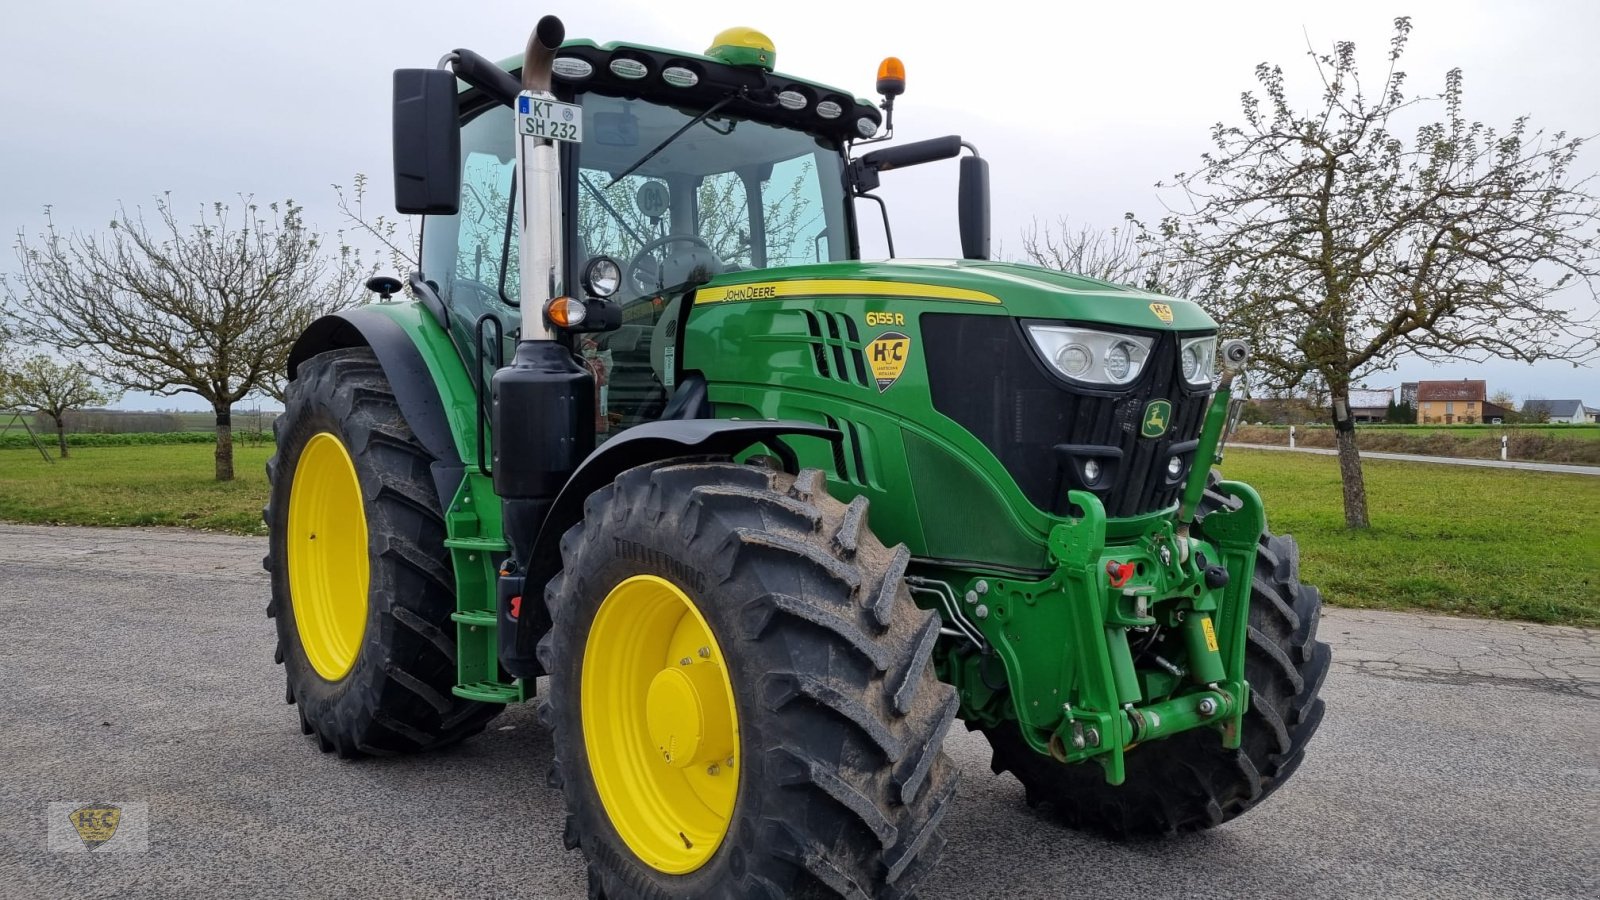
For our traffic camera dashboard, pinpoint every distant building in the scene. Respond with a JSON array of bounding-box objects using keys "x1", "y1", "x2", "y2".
[
  {"x1": 1481, "y1": 401, "x2": 1516, "y2": 425},
  {"x1": 1347, "y1": 387, "x2": 1394, "y2": 423},
  {"x1": 1416, "y1": 380, "x2": 1486, "y2": 424},
  {"x1": 1522, "y1": 399, "x2": 1595, "y2": 424}
]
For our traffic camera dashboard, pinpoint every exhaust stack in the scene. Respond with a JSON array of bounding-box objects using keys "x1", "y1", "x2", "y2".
[{"x1": 517, "y1": 15, "x2": 567, "y2": 336}]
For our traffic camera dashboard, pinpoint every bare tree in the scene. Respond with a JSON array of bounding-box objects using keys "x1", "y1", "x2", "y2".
[
  {"x1": 1154, "y1": 17, "x2": 1600, "y2": 527},
  {"x1": 4, "y1": 196, "x2": 366, "y2": 480},
  {"x1": 1022, "y1": 216, "x2": 1209, "y2": 298},
  {"x1": 335, "y1": 173, "x2": 419, "y2": 277},
  {"x1": 0, "y1": 353, "x2": 117, "y2": 458}
]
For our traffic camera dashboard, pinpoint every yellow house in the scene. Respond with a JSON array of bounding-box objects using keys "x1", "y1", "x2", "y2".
[{"x1": 1417, "y1": 379, "x2": 1486, "y2": 424}]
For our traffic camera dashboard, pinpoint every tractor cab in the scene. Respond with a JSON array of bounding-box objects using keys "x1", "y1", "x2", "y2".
[{"x1": 413, "y1": 30, "x2": 877, "y2": 434}]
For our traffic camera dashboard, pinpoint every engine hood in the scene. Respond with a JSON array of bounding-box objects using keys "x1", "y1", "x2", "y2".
[{"x1": 695, "y1": 258, "x2": 1217, "y2": 332}]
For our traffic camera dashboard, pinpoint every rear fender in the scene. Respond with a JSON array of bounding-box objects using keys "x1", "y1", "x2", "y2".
[{"x1": 288, "y1": 303, "x2": 477, "y2": 508}]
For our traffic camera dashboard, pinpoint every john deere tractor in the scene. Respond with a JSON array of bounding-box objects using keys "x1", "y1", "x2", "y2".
[{"x1": 264, "y1": 14, "x2": 1329, "y2": 898}]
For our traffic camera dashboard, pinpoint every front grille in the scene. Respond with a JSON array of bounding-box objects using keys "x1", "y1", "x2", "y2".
[{"x1": 922, "y1": 313, "x2": 1210, "y2": 518}]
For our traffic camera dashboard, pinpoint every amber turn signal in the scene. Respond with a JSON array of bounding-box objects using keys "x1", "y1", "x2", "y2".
[{"x1": 545, "y1": 296, "x2": 587, "y2": 328}]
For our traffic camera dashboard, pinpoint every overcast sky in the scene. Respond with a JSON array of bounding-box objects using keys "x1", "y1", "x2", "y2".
[{"x1": 2, "y1": 0, "x2": 1596, "y2": 409}]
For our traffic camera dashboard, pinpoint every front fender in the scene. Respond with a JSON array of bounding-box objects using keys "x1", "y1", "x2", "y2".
[{"x1": 504, "y1": 418, "x2": 840, "y2": 677}]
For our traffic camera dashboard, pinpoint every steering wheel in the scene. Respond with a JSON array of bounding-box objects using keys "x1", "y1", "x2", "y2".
[{"x1": 628, "y1": 234, "x2": 716, "y2": 295}]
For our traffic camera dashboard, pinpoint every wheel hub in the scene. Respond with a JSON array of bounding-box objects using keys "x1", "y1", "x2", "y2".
[
  {"x1": 581, "y1": 574, "x2": 740, "y2": 874},
  {"x1": 646, "y1": 659, "x2": 734, "y2": 769},
  {"x1": 287, "y1": 431, "x2": 369, "y2": 681}
]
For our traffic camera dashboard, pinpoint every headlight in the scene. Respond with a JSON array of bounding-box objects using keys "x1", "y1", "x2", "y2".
[
  {"x1": 1026, "y1": 325, "x2": 1153, "y2": 386},
  {"x1": 1179, "y1": 336, "x2": 1217, "y2": 385},
  {"x1": 582, "y1": 255, "x2": 622, "y2": 298}
]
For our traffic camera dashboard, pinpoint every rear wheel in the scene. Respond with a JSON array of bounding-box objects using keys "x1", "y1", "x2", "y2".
[
  {"x1": 265, "y1": 347, "x2": 500, "y2": 756},
  {"x1": 542, "y1": 461, "x2": 959, "y2": 898},
  {"x1": 982, "y1": 531, "x2": 1330, "y2": 837}
]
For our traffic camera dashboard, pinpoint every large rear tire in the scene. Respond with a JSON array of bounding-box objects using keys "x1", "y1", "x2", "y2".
[
  {"x1": 541, "y1": 461, "x2": 959, "y2": 898},
  {"x1": 265, "y1": 347, "x2": 501, "y2": 757},
  {"x1": 982, "y1": 531, "x2": 1330, "y2": 837}
]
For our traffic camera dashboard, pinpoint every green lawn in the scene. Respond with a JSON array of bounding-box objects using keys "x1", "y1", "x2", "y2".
[
  {"x1": 1220, "y1": 449, "x2": 1599, "y2": 627},
  {"x1": 1, "y1": 444, "x2": 1596, "y2": 626},
  {"x1": 0, "y1": 444, "x2": 272, "y2": 534}
]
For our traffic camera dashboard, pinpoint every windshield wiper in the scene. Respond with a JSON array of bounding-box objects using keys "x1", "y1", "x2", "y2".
[{"x1": 607, "y1": 91, "x2": 740, "y2": 187}]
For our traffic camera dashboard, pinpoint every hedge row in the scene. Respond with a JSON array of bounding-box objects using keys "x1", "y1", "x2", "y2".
[
  {"x1": 1232, "y1": 425, "x2": 1600, "y2": 464},
  {"x1": 0, "y1": 431, "x2": 272, "y2": 449}
]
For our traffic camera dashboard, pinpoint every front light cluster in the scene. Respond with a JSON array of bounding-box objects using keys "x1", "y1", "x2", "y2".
[
  {"x1": 1178, "y1": 336, "x2": 1217, "y2": 386},
  {"x1": 1027, "y1": 326, "x2": 1153, "y2": 386},
  {"x1": 1027, "y1": 326, "x2": 1218, "y2": 387}
]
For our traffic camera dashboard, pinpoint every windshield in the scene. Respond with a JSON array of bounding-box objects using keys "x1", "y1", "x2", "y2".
[
  {"x1": 574, "y1": 92, "x2": 851, "y2": 311},
  {"x1": 422, "y1": 94, "x2": 851, "y2": 343}
]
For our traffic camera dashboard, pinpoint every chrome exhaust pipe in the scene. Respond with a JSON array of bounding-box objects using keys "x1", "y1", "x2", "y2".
[{"x1": 517, "y1": 15, "x2": 566, "y2": 338}]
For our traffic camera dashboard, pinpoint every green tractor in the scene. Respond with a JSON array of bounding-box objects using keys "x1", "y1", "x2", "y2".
[{"x1": 264, "y1": 14, "x2": 1329, "y2": 898}]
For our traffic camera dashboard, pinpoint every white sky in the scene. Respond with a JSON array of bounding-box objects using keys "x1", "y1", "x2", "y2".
[{"x1": 2, "y1": 0, "x2": 1596, "y2": 409}]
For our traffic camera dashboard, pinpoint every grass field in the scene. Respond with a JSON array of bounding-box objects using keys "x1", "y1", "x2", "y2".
[
  {"x1": 0, "y1": 444, "x2": 272, "y2": 534},
  {"x1": 0, "y1": 444, "x2": 1595, "y2": 626},
  {"x1": 1219, "y1": 449, "x2": 1598, "y2": 626}
]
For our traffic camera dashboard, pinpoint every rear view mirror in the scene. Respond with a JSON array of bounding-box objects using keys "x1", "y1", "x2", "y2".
[
  {"x1": 393, "y1": 69, "x2": 460, "y2": 214},
  {"x1": 958, "y1": 155, "x2": 990, "y2": 260}
]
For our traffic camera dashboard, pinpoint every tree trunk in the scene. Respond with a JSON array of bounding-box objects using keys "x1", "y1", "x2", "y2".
[
  {"x1": 1330, "y1": 393, "x2": 1370, "y2": 528},
  {"x1": 53, "y1": 416, "x2": 69, "y2": 459},
  {"x1": 214, "y1": 405, "x2": 234, "y2": 482}
]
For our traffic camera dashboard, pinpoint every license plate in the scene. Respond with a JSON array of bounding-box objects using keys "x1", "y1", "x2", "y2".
[{"x1": 518, "y1": 95, "x2": 583, "y2": 143}]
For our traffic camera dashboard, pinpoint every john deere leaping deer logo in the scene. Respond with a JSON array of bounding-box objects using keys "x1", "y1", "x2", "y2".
[
  {"x1": 1141, "y1": 400, "x2": 1172, "y2": 438},
  {"x1": 68, "y1": 804, "x2": 122, "y2": 849}
]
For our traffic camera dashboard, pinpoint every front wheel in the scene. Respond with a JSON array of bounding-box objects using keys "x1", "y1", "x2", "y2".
[
  {"x1": 982, "y1": 531, "x2": 1331, "y2": 837},
  {"x1": 541, "y1": 461, "x2": 959, "y2": 898}
]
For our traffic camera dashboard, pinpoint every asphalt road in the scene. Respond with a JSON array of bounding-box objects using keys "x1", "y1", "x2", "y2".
[
  {"x1": 1, "y1": 523, "x2": 1596, "y2": 899},
  {"x1": 1231, "y1": 442, "x2": 1600, "y2": 476}
]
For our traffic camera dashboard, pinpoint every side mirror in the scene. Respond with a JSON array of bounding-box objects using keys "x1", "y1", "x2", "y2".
[
  {"x1": 958, "y1": 155, "x2": 990, "y2": 260},
  {"x1": 393, "y1": 68, "x2": 460, "y2": 215}
]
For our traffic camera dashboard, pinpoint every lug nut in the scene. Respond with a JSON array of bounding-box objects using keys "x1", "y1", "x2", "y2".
[
  {"x1": 1198, "y1": 697, "x2": 1218, "y2": 717},
  {"x1": 679, "y1": 657, "x2": 692, "y2": 666},
  {"x1": 974, "y1": 580, "x2": 989, "y2": 595},
  {"x1": 707, "y1": 764, "x2": 720, "y2": 776},
  {"x1": 974, "y1": 604, "x2": 989, "y2": 619},
  {"x1": 964, "y1": 590, "x2": 979, "y2": 605},
  {"x1": 697, "y1": 646, "x2": 710, "y2": 658}
]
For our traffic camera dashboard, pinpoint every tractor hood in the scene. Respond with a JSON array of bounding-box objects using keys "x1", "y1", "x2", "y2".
[{"x1": 694, "y1": 259, "x2": 1217, "y2": 332}]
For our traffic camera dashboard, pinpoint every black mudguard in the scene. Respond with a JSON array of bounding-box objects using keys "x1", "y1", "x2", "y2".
[{"x1": 501, "y1": 419, "x2": 840, "y2": 678}]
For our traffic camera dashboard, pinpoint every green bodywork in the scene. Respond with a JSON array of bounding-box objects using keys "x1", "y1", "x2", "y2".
[
  {"x1": 361, "y1": 37, "x2": 1267, "y2": 783},
  {"x1": 358, "y1": 251, "x2": 1262, "y2": 782}
]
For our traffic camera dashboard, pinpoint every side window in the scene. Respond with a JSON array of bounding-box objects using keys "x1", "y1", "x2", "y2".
[
  {"x1": 761, "y1": 155, "x2": 828, "y2": 268},
  {"x1": 459, "y1": 152, "x2": 518, "y2": 300},
  {"x1": 418, "y1": 106, "x2": 519, "y2": 360}
]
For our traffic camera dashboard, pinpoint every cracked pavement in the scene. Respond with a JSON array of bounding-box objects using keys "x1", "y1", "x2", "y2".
[{"x1": 1, "y1": 523, "x2": 1596, "y2": 898}]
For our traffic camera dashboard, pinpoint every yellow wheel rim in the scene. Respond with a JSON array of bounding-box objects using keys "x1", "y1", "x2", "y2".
[
  {"x1": 287, "y1": 431, "x2": 370, "y2": 681},
  {"x1": 582, "y1": 575, "x2": 740, "y2": 874}
]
